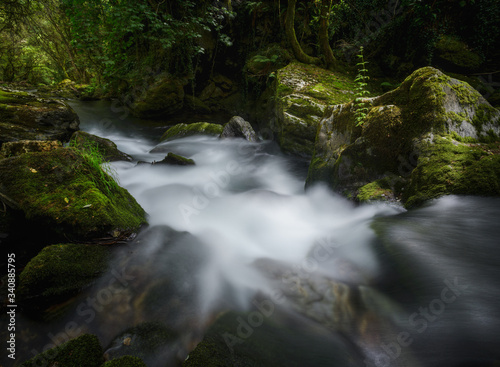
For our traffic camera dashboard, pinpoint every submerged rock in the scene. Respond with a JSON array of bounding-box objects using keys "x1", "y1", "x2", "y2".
[
  {"x1": 270, "y1": 62, "x2": 357, "y2": 157},
  {"x1": 21, "y1": 334, "x2": 103, "y2": 367},
  {"x1": 17, "y1": 243, "x2": 110, "y2": 311},
  {"x1": 0, "y1": 88, "x2": 79, "y2": 145},
  {"x1": 220, "y1": 116, "x2": 258, "y2": 142},
  {"x1": 70, "y1": 131, "x2": 132, "y2": 162},
  {"x1": 160, "y1": 122, "x2": 224, "y2": 141},
  {"x1": 307, "y1": 66, "x2": 500, "y2": 207},
  {"x1": 0, "y1": 147, "x2": 147, "y2": 240}
]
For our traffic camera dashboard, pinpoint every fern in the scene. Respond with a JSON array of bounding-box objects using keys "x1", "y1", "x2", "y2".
[{"x1": 354, "y1": 46, "x2": 370, "y2": 126}]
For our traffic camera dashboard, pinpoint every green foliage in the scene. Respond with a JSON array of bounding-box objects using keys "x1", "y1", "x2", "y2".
[{"x1": 354, "y1": 47, "x2": 370, "y2": 126}]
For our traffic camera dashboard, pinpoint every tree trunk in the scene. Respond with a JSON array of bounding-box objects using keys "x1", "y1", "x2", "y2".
[
  {"x1": 319, "y1": 0, "x2": 336, "y2": 70},
  {"x1": 285, "y1": 0, "x2": 320, "y2": 65}
]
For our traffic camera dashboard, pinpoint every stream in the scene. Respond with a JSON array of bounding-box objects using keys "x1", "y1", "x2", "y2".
[{"x1": 7, "y1": 100, "x2": 500, "y2": 366}]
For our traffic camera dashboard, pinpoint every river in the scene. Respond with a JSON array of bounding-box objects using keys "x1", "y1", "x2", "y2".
[{"x1": 8, "y1": 100, "x2": 500, "y2": 366}]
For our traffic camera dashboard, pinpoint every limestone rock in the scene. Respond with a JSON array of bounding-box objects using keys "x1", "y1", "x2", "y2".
[{"x1": 220, "y1": 116, "x2": 258, "y2": 142}]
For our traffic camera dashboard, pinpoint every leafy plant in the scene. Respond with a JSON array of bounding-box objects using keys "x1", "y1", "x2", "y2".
[{"x1": 354, "y1": 46, "x2": 370, "y2": 126}]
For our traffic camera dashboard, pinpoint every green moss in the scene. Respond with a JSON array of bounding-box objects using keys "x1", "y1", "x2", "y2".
[
  {"x1": 156, "y1": 152, "x2": 195, "y2": 165},
  {"x1": 472, "y1": 104, "x2": 498, "y2": 132},
  {"x1": 18, "y1": 244, "x2": 110, "y2": 306},
  {"x1": 103, "y1": 356, "x2": 147, "y2": 367},
  {"x1": 435, "y1": 35, "x2": 483, "y2": 71},
  {"x1": 357, "y1": 177, "x2": 395, "y2": 202},
  {"x1": 404, "y1": 135, "x2": 500, "y2": 208},
  {"x1": 70, "y1": 131, "x2": 131, "y2": 162},
  {"x1": 22, "y1": 334, "x2": 103, "y2": 367},
  {"x1": 0, "y1": 148, "x2": 146, "y2": 239},
  {"x1": 160, "y1": 122, "x2": 223, "y2": 141}
]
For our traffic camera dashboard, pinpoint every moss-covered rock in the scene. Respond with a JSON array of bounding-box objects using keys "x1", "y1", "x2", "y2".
[
  {"x1": 0, "y1": 88, "x2": 79, "y2": 145},
  {"x1": 434, "y1": 35, "x2": 483, "y2": 72},
  {"x1": 272, "y1": 62, "x2": 358, "y2": 157},
  {"x1": 155, "y1": 152, "x2": 195, "y2": 166},
  {"x1": 357, "y1": 176, "x2": 400, "y2": 203},
  {"x1": 0, "y1": 139, "x2": 62, "y2": 158},
  {"x1": 307, "y1": 67, "x2": 500, "y2": 207},
  {"x1": 0, "y1": 147, "x2": 147, "y2": 240},
  {"x1": 17, "y1": 243, "x2": 110, "y2": 310},
  {"x1": 70, "y1": 131, "x2": 132, "y2": 162},
  {"x1": 102, "y1": 355, "x2": 147, "y2": 367},
  {"x1": 160, "y1": 122, "x2": 224, "y2": 142},
  {"x1": 104, "y1": 322, "x2": 177, "y2": 364},
  {"x1": 22, "y1": 334, "x2": 103, "y2": 367},
  {"x1": 130, "y1": 74, "x2": 187, "y2": 119}
]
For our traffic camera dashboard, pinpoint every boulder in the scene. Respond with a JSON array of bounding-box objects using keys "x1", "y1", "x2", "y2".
[
  {"x1": 0, "y1": 147, "x2": 147, "y2": 240},
  {"x1": 306, "y1": 67, "x2": 500, "y2": 207},
  {"x1": 130, "y1": 74, "x2": 187, "y2": 119},
  {"x1": 0, "y1": 88, "x2": 79, "y2": 145},
  {"x1": 270, "y1": 62, "x2": 357, "y2": 157},
  {"x1": 160, "y1": 122, "x2": 224, "y2": 142},
  {"x1": 220, "y1": 116, "x2": 258, "y2": 142},
  {"x1": 155, "y1": 152, "x2": 195, "y2": 166},
  {"x1": 0, "y1": 140, "x2": 62, "y2": 159},
  {"x1": 70, "y1": 131, "x2": 132, "y2": 162},
  {"x1": 17, "y1": 243, "x2": 110, "y2": 311},
  {"x1": 434, "y1": 35, "x2": 483, "y2": 73},
  {"x1": 21, "y1": 334, "x2": 103, "y2": 367},
  {"x1": 102, "y1": 356, "x2": 147, "y2": 367}
]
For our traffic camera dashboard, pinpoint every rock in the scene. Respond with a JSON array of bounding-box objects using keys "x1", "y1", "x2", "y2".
[
  {"x1": 21, "y1": 334, "x2": 103, "y2": 367},
  {"x1": 17, "y1": 244, "x2": 110, "y2": 311},
  {"x1": 0, "y1": 147, "x2": 147, "y2": 240},
  {"x1": 70, "y1": 131, "x2": 132, "y2": 162},
  {"x1": 104, "y1": 322, "x2": 178, "y2": 365},
  {"x1": 155, "y1": 152, "x2": 195, "y2": 166},
  {"x1": 271, "y1": 62, "x2": 357, "y2": 157},
  {"x1": 183, "y1": 310, "x2": 365, "y2": 367},
  {"x1": 220, "y1": 116, "x2": 258, "y2": 142},
  {"x1": 0, "y1": 140, "x2": 62, "y2": 159},
  {"x1": 306, "y1": 67, "x2": 500, "y2": 207},
  {"x1": 160, "y1": 122, "x2": 224, "y2": 142},
  {"x1": 130, "y1": 74, "x2": 187, "y2": 119},
  {"x1": 0, "y1": 88, "x2": 79, "y2": 145},
  {"x1": 434, "y1": 35, "x2": 483, "y2": 73},
  {"x1": 102, "y1": 356, "x2": 147, "y2": 367}
]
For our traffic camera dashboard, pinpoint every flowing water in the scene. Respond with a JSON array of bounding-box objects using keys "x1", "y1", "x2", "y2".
[{"x1": 5, "y1": 100, "x2": 500, "y2": 367}]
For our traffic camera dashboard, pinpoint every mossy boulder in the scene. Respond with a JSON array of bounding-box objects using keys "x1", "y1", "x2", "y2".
[
  {"x1": 0, "y1": 147, "x2": 147, "y2": 240},
  {"x1": 130, "y1": 74, "x2": 187, "y2": 119},
  {"x1": 70, "y1": 131, "x2": 132, "y2": 162},
  {"x1": 17, "y1": 243, "x2": 110, "y2": 310},
  {"x1": 104, "y1": 322, "x2": 178, "y2": 365},
  {"x1": 22, "y1": 334, "x2": 104, "y2": 367},
  {"x1": 102, "y1": 356, "x2": 147, "y2": 367},
  {"x1": 155, "y1": 152, "x2": 195, "y2": 166},
  {"x1": 307, "y1": 67, "x2": 500, "y2": 207},
  {"x1": 434, "y1": 35, "x2": 483, "y2": 72},
  {"x1": 0, "y1": 88, "x2": 79, "y2": 145},
  {"x1": 160, "y1": 122, "x2": 224, "y2": 142},
  {"x1": 271, "y1": 62, "x2": 357, "y2": 157},
  {"x1": 0, "y1": 139, "x2": 62, "y2": 159}
]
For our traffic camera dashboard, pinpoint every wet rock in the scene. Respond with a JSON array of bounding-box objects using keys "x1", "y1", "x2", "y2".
[
  {"x1": 17, "y1": 243, "x2": 110, "y2": 312},
  {"x1": 21, "y1": 334, "x2": 103, "y2": 367},
  {"x1": 220, "y1": 116, "x2": 258, "y2": 142},
  {"x1": 70, "y1": 131, "x2": 132, "y2": 162},
  {"x1": 104, "y1": 322, "x2": 178, "y2": 366},
  {"x1": 160, "y1": 122, "x2": 224, "y2": 141},
  {"x1": 0, "y1": 147, "x2": 147, "y2": 240},
  {"x1": 306, "y1": 67, "x2": 500, "y2": 207},
  {"x1": 0, "y1": 88, "x2": 79, "y2": 145},
  {"x1": 154, "y1": 152, "x2": 195, "y2": 166}
]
